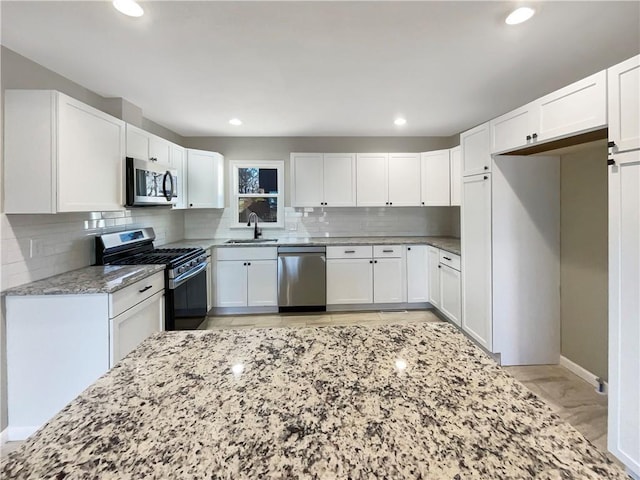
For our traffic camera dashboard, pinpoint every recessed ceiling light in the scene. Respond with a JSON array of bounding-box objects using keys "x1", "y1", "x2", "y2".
[
  {"x1": 113, "y1": 0, "x2": 144, "y2": 17},
  {"x1": 394, "y1": 118, "x2": 407, "y2": 126},
  {"x1": 229, "y1": 118, "x2": 243, "y2": 126},
  {"x1": 505, "y1": 7, "x2": 535, "y2": 25}
]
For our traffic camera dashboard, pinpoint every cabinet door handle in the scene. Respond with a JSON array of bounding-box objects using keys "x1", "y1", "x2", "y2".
[
  {"x1": 526, "y1": 135, "x2": 532, "y2": 141},
  {"x1": 139, "y1": 285, "x2": 153, "y2": 293},
  {"x1": 443, "y1": 256, "x2": 452, "y2": 261},
  {"x1": 389, "y1": 202, "x2": 393, "y2": 205},
  {"x1": 483, "y1": 166, "x2": 488, "y2": 170},
  {"x1": 345, "y1": 250, "x2": 355, "y2": 254},
  {"x1": 438, "y1": 265, "x2": 441, "y2": 269},
  {"x1": 484, "y1": 176, "x2": 488, "y2": 180},
  {"x1": 369, "y1": 260, "x2": 373, "y2": 264},
  {"x1": 382, "y1": 249, "x2": 393, "y2": 253},
  {"x1": 247, "y1": 262, "x2": 251, "y2": 266},
  {"x1": 532, "y1": 133, "x2": 538, "y2": 139},
  {"x1": 421, "y1": 202, "x2": 425, "y2": 205},
  {"x1": 243, "y1": 262, "x2": 247, "y2": 266},
  {"x1": 608, "y1": 141, "x2": 616, "y2": 148},
  {"x1": 608, "y1": 159, "x2": 616, "y2": 166},
  {"x1": 407, "y1": 247, "x2": 411, "y2": 251},
  {"x1": 374, "y1": 260, "x2": 378, "y2": 263}
]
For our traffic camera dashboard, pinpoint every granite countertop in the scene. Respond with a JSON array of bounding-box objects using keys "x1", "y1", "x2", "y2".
[
  {"x1": 2, "y1": 265, "x2": 165, "y2": 296},
  {"x1": 2, "y1": 323, "x2": 624, "y2": 479},
  {"x1": 166, "y1": 236, "x2": 461, "y2": 255}
]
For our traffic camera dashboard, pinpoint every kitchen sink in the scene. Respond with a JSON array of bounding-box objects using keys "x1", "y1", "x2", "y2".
[{"x1": 225, "y1": 239, "x2": 278, "y2": 244}]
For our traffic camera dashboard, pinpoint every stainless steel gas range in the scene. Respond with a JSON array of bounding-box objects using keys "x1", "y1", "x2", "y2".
[{"x1": 95, "y1": 228, "x2": 208, "y2": 330}]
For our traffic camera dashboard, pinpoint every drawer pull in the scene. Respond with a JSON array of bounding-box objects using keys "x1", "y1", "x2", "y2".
[
  {"x1": 138, "y1": 285, "x2": 153, "y2": 293},
  {"x1": 443, "y1": 256, "x2": 452, "y2": 261},
  {"x1": 345, "y1": 250, "x2": 356, "y2": 253},
  {"x1": 382, "y1": 249, "x2": 394, "y2": 253}
]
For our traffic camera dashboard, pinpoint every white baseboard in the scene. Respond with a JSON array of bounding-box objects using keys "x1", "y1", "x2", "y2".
[
  {"x1": 0, "y1": 428, "x2": 8, "y2": 446},
  {"x1": 559, "y1": 355, "x2": 608, "y2": 394}
]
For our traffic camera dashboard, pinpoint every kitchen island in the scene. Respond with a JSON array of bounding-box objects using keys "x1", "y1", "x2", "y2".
[{"x1": 1, "y1": 322, "x2": 624, "y2": 479}]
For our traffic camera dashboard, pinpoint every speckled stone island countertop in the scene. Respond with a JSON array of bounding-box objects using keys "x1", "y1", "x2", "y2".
[
  {"x1": 1, "y1": 265, "x2": 165, "y2": 296},
  {"x1": 1, "y1": 322, "x2": 625, "y2": 479},
  {"x1": 166, "y1": 236, "x2": 461, "y2": 255}
]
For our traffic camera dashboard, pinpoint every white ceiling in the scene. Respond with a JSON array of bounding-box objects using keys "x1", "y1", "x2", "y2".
[{"x1": 1, "y1": 1, "x2": 639, "y2": 137}]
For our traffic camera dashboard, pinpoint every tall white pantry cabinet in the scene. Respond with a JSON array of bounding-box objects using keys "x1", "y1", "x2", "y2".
[{"x1": 607, "y1": 54, "x2": 640, "y2": 478}]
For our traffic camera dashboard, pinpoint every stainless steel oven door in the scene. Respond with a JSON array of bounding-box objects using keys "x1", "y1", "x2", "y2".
[{"x1": 125, "y1": 157, "x2": 178, "y2": 207}]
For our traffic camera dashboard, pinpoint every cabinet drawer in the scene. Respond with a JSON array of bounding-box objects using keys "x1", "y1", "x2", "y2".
[
  {"x1": 216, "y1": 246, "x2": 277, "y2": 261},
  {"x1": 326, "y1": 245, "x2": 372, "y2": 259},
  {"x1": 439, "y1": 251, "x2": 461, "y2": 271},
  {"x1": 109, "y1": 271, "x2": 165, "y2": 318},
  {"x1": 373, "y1": 245, "x2": 403, "y2": 258}
]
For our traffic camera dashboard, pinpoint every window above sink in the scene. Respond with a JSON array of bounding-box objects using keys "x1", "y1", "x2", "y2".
[{"x1": 230, "y1": 160, "x2": 284, "y2": 229}]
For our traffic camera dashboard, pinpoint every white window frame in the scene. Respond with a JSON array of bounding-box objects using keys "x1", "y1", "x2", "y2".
[{"x1": 230, "y1": 160, "x2": 285, "y2": 229}]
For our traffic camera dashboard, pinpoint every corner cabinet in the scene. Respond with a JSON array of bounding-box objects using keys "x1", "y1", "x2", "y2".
[
  {"x1": 186, "y1": 149, "x2": 225, "y2": 208},
  {"x1": 4, "y1": 90, "x2": 125, "y2": 213},
  {"x1": 291, "y1": 153, "x2": 356, "y2": 207}
]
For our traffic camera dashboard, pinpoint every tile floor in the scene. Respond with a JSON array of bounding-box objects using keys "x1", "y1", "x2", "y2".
[{"x1": 1, "y1": 310, "x2": 617, "y2": 469}]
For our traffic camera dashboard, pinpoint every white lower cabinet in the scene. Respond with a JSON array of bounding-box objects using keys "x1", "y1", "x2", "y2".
[
  {"x1": 5, "y1": 271, "x2": 165, "y2": 440},
  {"x1": 406, "y1": 245, "x2": 429, "y2": 303},
  {"x1": 326, "y1": 258, "x2": 373, "y2": 304},
  {"x1": 326, "y1": 245, "x2": 405, "y2": 305},
  {"x1": 439, "y1": 263, "x2": 461, "y2": 327},
  {"x1": 215, "y1": 247, "x2": 278, "y2": 308},
  {"x1": 427, "y1": 246, "x2": 441, "y2": 308},
  {"x1": 205, "y1": 248, "x2": 213, "y2": 311}
]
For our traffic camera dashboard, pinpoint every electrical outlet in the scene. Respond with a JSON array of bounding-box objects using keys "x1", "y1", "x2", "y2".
[{"x1": 29, "y1": 239, "x2": 45, "y2": 258}]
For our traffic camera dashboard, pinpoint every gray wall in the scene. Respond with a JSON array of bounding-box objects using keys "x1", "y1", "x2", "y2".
[
  {"x1": 560, "y1": 142, "x2": 608, "y2": 381},
  {"x1": 1, "y1": 46, "x2": 184, "y2": 144}
]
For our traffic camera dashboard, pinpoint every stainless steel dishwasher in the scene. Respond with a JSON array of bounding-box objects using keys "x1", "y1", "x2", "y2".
[{"x1": 277, "y1": 246, "x2": 326, "y2": 312}]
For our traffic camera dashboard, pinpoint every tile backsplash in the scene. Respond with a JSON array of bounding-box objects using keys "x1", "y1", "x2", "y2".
[
  {"x1": 185, "y1": 206, "x2": 460, "y2": 241},
  {"x1": 0, "y1": 209, "x2": 185, "y2": 290}
]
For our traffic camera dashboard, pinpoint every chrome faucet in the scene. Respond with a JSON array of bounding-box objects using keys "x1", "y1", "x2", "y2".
[{"x1": 247, "y1": 212, "x2": 262, "y2": 239}]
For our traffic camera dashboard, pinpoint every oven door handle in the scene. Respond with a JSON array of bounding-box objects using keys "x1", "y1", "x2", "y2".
[{"x1": 169, "y1": 261, "x2": 207, "y2": 289}]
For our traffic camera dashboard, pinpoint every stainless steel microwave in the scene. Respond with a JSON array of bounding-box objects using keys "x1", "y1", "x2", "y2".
[{"x1": 125, "y1": 157, "x2": 178, "y2": 207}]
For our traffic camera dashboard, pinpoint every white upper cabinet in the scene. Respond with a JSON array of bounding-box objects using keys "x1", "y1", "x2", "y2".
[
  {"x1": 450, "y1": 146, "x2": 462, "y2": 206},
  {"x1": 490, "y1": 70, "x2": 607, "y2": 154},
  {"x1": 291, "y1": 153, "x2": 324, "y2": 207},
  {"x1": 356, "y1": 153, "x2": 389, "y2": 206},
  {"x1": 387, "y1": 153, "x2": 421, "y2": 206},
  {"x1": 608, "y1": 55, "x2": 640, "y2": 153},
  {"x1": 421, "y1": 149, "x2": 450, "y2": 206},
  {"x1": 126, "y1": 124, "x2": 171, "y2": 165},
  {"x1": 290, "y1": 153, "x2": 356, "y2": 207},
  {"x1": 536, "y1": 70, "x2": 607, "y2": 142},
  {"x1": 323, "y1": 153, "x2": 357, "y2": 206},
  {"x1": 186, "y1": 149, "x2": 224, "y2": 209},
  {"x1": 490, "y1": 102, "x2": 537, "y2": 154},
  {"x1": 461, "y1": 122, "x2": 491, "y2": 177},
  {"x1": 4, "y1": 90, "x2": 125, "y2": 213}
]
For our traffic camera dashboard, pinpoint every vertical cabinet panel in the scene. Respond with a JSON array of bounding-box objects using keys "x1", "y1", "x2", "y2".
[
  {"x1": 187, "y1": 149, "x2": 224, "y2": 208},
  {"x1": 461, "y1": 174, "x2": 493, "y2": 351},
  {"x1": 356, "y1": 153, "x2": 389, "y2": 206},
  {"x1": 608, "y1": 55, "x2": 640, "y2": 153},
  {"x1": 247, "y1": 260, "x2": 278, "y2": 307},
  {"x1": 169, "y1": 144, "x2": 187, "y2": 209},
  {"x1": 427, "y1": 246, "x2": 441, "y2": 308},
  {"x1": 388, "y1": 153, "x2": 421, "y2": 206},
  {"x1": 450, "y1": 146, "x2": 462, "y2": 206},
  {"x1": 608, "y1": 151, "x2": 640, "y2": 476},
  {"x1": 373, "y1": 258, "x2": 405, "y2": 303},
  {"x1": 291, "y1": 153, "x2": 324, "y2": 207},
  {"x1": 323, "y1": 153, "x2": 356, "y2": 206},
  {"x1": 326, "y1": 259, "x2": 373, "y2": 304},
  {"x1": 461, "y1": 122, "x2": 491, "y2": 176},
  {"x1": 440, "y1": 264, "x2": 461, "y2": 327},
  {"x1": 421, "y1": 149, "x2": 450, "y2": 206},
  {"x1": 406, "y1": 245, "x2": 429, "y2": 303}
]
